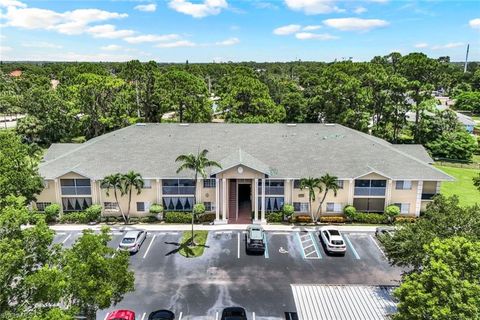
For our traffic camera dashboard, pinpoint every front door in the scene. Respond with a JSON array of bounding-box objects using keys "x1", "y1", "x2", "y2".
[{"x1": 236, "y1": 183, "x2": 252, "y2": 224}]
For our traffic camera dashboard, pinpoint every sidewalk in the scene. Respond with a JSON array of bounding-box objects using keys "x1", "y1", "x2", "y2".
[{"x1": 49, "y1": 223, "x2": 379, "y2": 233}]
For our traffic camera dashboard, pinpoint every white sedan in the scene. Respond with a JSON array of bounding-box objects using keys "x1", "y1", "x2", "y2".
[
  {"x1": 319, "y1": 226, "x2": 347, "y2": 255},
  {"x1": 119, "y1": 230, "x2": 147, "y2": 253}
]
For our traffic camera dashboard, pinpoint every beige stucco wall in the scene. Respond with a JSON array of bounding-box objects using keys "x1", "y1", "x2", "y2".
[
  {"x1": 291, "y1": 180, "x2": 351, "y2": 215},
  {"x1": 34, "y1": 180, "x2": 57, "y2": 206},
  {"x1": 390, "y1": 180, "x2": 418, "y2": 214},
  {"x1": 358, "y1": 172, "x2": 388, "y2": 180},
  {"x1": 198, "y1": 178, "x2": 217, "y2": 211}
]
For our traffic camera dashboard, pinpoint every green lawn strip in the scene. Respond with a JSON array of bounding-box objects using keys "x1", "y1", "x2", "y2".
[
  {"x1": 178, "y1": 230, "x2": 208, "y2": 258},
  {"x1": 435, "y1": 165, "x2": 480, "y2": 207}
]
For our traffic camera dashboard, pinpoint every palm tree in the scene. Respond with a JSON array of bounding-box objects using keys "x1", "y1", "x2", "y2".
[
  {"x1": 100, "y1": 173, "x2": 126, "y2": 222},
  {"x1": 299, "y1": 177, "x2": 321, "y2": 222},
  {"x1": 316, "y1": 174, "x2": 340, "y2": 217},
  {"x1": 121, "y1": 171, "x2": 144, "y2": 224},
  {"x1": 176, "y1": 149, "x2": 221, "y2": 245}
]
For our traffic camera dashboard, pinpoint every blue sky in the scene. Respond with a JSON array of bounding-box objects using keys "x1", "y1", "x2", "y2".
[{"x1": 0, "y1": 0, "x2": 479, "y2": 62}]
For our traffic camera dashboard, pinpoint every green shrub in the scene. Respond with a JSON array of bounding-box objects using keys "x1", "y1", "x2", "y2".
[
  {"x1": 266, "y1": 212, "x2": 283, "y2": 223},
  {"x1": 85, "y1": 204, "x2": 102, "y2": 222},
  {"x1": 140, "y1": 216, "x2": 157, "y2": 223},
  {"x1": 197, "y1": 212, "x2": 216, "y2": 223},
  {"x1": 294, "y1": 215, "x2": 313, "y2": 223},
  {"x1": 29, "y1": 213, "x2": 46, "y2": 224},
  {"x1": 343, "y1": 205, "x2": 356, "y2": 220},
  {"x1": 319, "y1": 216, "x2": 346, "y2": 223},
  {"x1": 352, "y1": 212, "x2": 387, "y2": 224},
  {"x1": 193, "y1": 203, "x2": 206, "y2": 215},
  {"x1": 164, "y1": 211, "x2": 193, "y2": 223},
  {"x1": 60, "y1": 212, "x2": 89, "y2": 224},
  {"x1": 282, "y1": 204, "x2": 294, "y2": 217},
  {"x1": 149, "y1": 204, "x2": 163, "y2": 214},
  {"x1": 385, "y1": 205, "x2": 400, "y2": 218},
  {"x1": 44, "y1": 203, "x2": 61, "y2": 223},
  {"x1": 129, "y1": 217, "x2": 139, "y2": 224},
  {"x1": 395, "y1": 216, "x2": 417, "y2": 224}
]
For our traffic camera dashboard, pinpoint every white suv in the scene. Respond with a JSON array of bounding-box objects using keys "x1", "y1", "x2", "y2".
[{"x1": 319, "y1": 226, "x2": 346, "y2": 255}]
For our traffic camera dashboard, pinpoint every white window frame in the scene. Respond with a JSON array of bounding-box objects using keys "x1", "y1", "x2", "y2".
[
  {"x1": 396, "y1": 180, "x2": 412, "y2": 190},
  {"x1": 394, "y1": 203, "x2": 410, "y2": 214},
  {"x1": 203, "y1": 179, "x2": 216, "y2": 188},
  {"x1": 293, "y1": 202, "x2": 309, "y2": 212},
  {"x1": 326, "y1": 202, "x2": 342, "y2": 213},
  {"x1": 142, "y1": 179, "x2": 152, "y2": 189},
  {"x1": 136, "y1": 201, "x2": 150, "y2": 212},
  {"x1": 336, "y1": 180, "x2": 344, "y2": 189},
  {"x1": 203, "y1": 202, "x2": 215, "y2": 212},
  {"x1": 36, "y1": 202, "x2": 51, "y2": 212}
]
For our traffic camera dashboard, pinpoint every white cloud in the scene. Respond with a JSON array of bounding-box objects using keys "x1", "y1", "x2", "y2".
[
  {"x1": 414, "y1": 43, "x2": 428, "y2": 48},
  {"x1": 284, "y1": 0, "x2": 343, "y2": 15},
  {"x1": 21, "y1": 41, "x2": 62, "y2": 48},
  {"x1": 168, "y1": 0, "x2": 228, "y2": 18},
  {"x1": 469, "y1": 18, "x2": 480, "y2": 30},
  {"x1": 87, "y1": 24, "x2": 135, "y2": 39},
  {"x1": 134, "y1": 3, "x2": 157, "y2": 12},
  {"x1": 0, "y1": 0, "x2": 26, "y2": 8},
  {"x1": 303, "y1": 25, "x2": 322, "y2": 31},
  {"x1": 100, "y1": 44, "x2": 122, "y2": 51},
  {"x1": 323, "y1": 17, "x2": 389, "y2": 31},
  {"x1": 155, "y1": 40, "x2": 196, "y2": 48},
  {"x1": 354, "y1": 6, "x2": 367, "y2": 14},
  {"x1": 273, "y1": 24, "x2": 302, "y2": 35},
  {"x1": 254, "y1": 2, "x2": 279, "y2": 10},
  {"x1": 431, "y1": 42, "x2": 464, "y2": 50},
  {"x1": 215, "y1": 37, "x2": 239, "y2": 46},
  {"x1": 124, "y1": 34, "x2": 180, "y2": 44},
  {"x1": 295, "y1": 32, "x2": 337, "y2": 40}
]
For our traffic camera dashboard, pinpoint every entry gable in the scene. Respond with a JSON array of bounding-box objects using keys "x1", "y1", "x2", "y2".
[{"x1": 211, "y1": 148, "x2": 272, "y2": 176}]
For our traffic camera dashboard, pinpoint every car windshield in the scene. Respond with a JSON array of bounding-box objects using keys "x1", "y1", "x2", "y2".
[
  {"x1": 328, "y1": 230, "x2": 341, "y2": 236},
  {"x1": 332, "y1": 240, "x2": 344, "y2": 245},
  {"x1": 122, "y1": 237, "x2": 136, "y2": 244},
  {"x1": 250, "y1": 229, "x2": 263, "y2": 240}
]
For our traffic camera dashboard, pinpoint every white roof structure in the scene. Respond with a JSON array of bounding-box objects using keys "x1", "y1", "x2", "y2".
[{"x1": 291, "y1": 284, "x2": 397, "y2": 320}]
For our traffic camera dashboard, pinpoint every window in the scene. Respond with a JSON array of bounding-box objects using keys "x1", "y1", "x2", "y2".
[
  {"x1": 104, "y1": 202, "x2": 118, "y2": 210},
  {"x1": 353, "y1": 198, "x2": 385, "y2": 213},
  {"x1": 336, "y1": 180, "x2": 344, "y2": 189},
  {"x1": 258, "y1": 197, "x2": 284, "y2": 212},
  {"x1": 293, "y1": 202, "x2": 309, "y2": 212},
  {"x1": 395, "y1": 180, "x2": 412, "y2": 190},
  {"x1": 326, "y1": 202, "x2": 342, "y2": 213},
  {"x1": 204, "y1": 202, "x2": 215, "y2": 211},
  {"x1": 258, "y1": 180, "x2": 284, "y2": 195},
  {"x1": 142, "y1": 179, "x2": 152, "y2": 189},
  {"x1": 394, "y1": 203, "x2": 410, "y2": 214},
  {"x1": 162, "y1": 179, "x2": 195, "y2": 195},
  {"x1": 354, "y1": 179, "x2": 386, "y2": 196},
  {"x1": 203, "y1": 179, "x2": 216, "y2": 188},
  {"x1": 293, "y1": 180, "x2": 301, "y2": 189},
  {"x1": 162, "y1": 197, "x2": 194, "y2": 211},
  {"x1": 136, "y1": 202, "x2": 149, "y2": 212},
  {"x1": 60, "y1": 179, "x2": 91, "y2": 195},
  {"x1": 36, "y1": 202, "x2": 51, "y2": 211},
  {"x1": 62, "y1": 197, "x2": 92, "y2": 212}
]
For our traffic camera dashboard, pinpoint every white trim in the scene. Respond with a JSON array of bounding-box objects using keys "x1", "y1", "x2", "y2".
[
  {"x1": 261, "y1": 178, "x2": 266, "y2": 221},
  {"x1": 156, "y1": 179, "x2": 161, "y2": 203},
  {"x1": 254, "y1": 178, "x2": 259, "y2": 221},
  {"x1": 211, "y1": 163, "x2": 269, "y2": 175},
  {"x1": 215, "y1": 178, "x2": 220, "y2": 221},
  {"x1": 222, "y1": 178, "x2": 227, "y2": 222},
  {"x1": 353, "y1": 169, "x2": 392, "y2": 180}
]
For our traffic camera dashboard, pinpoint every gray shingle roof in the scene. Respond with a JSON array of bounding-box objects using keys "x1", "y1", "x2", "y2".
[
  {"x1": 39, "y1": 123, "x2": 452, "y2": 181},
  {"x1": 392, "y1": 144, "x2": 434, "y2": 164},
  {"x1": 42, "y1": 143, "x2": 81, "y2": 162}
]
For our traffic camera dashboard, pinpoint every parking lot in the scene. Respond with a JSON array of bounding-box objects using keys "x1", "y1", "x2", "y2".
[{"x1": 53, "y1": 228, "x2": 402, "y2": 320}]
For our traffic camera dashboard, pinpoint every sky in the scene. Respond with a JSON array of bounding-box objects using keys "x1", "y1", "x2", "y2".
[{"x1": 0, "y1": 0, "x2": 479, "y2": 62}]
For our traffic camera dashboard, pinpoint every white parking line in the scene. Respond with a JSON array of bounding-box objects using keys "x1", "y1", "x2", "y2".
[
  {"x1": 215, "y1": 312, "x2": 219, "y2": 320},
  {"x1": 179, "y1": 311, "x2": 183, "y2": 320},
  {"x1": 271, "y1": 232, "x2": 290, "y2": 235},
  {"x1": 237, "y1": 232, "x2": 240, "y2": 259},
  {"x1": 143, "y1": 234, "x2": 156, "y2": 259},
  {"x1": 56, "y1": 232, "x2": 66, "y2": 236},
  {"x1": 253, "y1": 311, "x2": 256, "y2": 320},
  {"x1": 369, "y1": 235, "x2": 387, "y2": 260},
  {"x1": 61, "y1": 234, "x2": 72, "y2": 244},
  {"x1": 140, "y1": 312, "x2": 146, "y2": 320},
  {"x1": 343, "y1": 234, "x2": 360, "y2": 260}
]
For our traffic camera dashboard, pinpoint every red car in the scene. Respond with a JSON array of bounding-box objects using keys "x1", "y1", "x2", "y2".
[{"x1": 106, "y1": 310, "x2": 136, "y2": 320}]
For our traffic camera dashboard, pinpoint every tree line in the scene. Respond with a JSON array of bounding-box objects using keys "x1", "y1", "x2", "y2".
[{"x1": 0, "y1": 52, "x2": 479, "y2": 160}]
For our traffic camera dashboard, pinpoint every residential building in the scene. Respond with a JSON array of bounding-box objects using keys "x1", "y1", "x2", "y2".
[{"x1": 34, "y1": 123, "x2": 452, "y2": 224}]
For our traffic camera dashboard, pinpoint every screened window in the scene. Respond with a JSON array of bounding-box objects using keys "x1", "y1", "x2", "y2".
[
  {"x1": 326, "y1": 202, "x2": 342, "y2": 213},
  {"x1": 394, "y1": 203, "x2": 410, "y2": 214},
  {"x1": 204, "y1": 202, "x2": 215, "y2": 212},
  {"x1": 162, "y1": 197, "x2": 194, "y2": 211},
  {"x1": 336, "y1": 180, "x2": 344, "y2": 189},
  {"x1": 36, "y1": 202, "x2": 51, "y2": 212},
  {"x1": 104, "y1": 202, "x2": 118, "y2": 210},
  {"x1": 258, "y1": 180, "x2": 284, "y2": 195},
  {"x1": 293, "y1": 202, "x2": 309, "y2": 212},
  {"x1": 136, "y1": 202, "x2": 145, "y2": 212},
  {"x1": 353, "y1": 198, "x2": 385, "y2": 213},
  {"x1": 60, "y1": 179, "x2": 91, "y2": 195},
  {"x1": 62, "y1": 197, "x2": 92, "y2": 212},
  {"x1": 354, "y1": 179, "x2": 386, "y2": 196},
  {"x1": 203, "y1": 179, "x2": 216, "y2": 188},
  {"x1": 258, "y1": 197, "x2": 284, "y2": 212},
  {"x1": 162, "y1": 179, "x2": 195, "y2": 195},
  {"x1": 395, "y1": 180, "x2": 412, "y2": 190}
]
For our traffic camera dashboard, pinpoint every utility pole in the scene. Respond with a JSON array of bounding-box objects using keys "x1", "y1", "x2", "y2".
[{"x1": 464, "y1": 44, "x2": 470, "y2": 73}]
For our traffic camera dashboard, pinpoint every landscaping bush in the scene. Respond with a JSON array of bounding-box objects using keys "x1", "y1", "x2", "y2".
[
  {"x1": 164, "y1": 211, "x2": 193, "y2": 223},
  {"x1": 85, "y1": 204, "x2": 102, "y2": 222},
  {"x1": 395, "y1": 216, "x2": 417, "y2": 224},
  {"x1": 44, "y1": 203, "x2": 61, "y2": 223},
  {"x1": 197, "y1": 213, "x2": 216, "y2": 223},
  {"x1": 193, "y1": 203, "x2": 206, "y2": 215},
  {"x1": 60, "y1": 212, "x2": 89, "y2": 224},
  {"x1": 294, "y1": 215, "x2": 313, "y2": 223},
  {"x1": 129, "y1": 217, "x2": 139, "y2": 224},
  {"x1": 140, "y1": 215, "x2": 158, "y2": 223},
  {"x1": 352, "y1": 212, "x2": 388, "y2": 224},
  {"x1": 29, "y1": 213, "x2": 46, "y2": 225},
  {"x1": 385, "y1": 205, "x2": 401, "y2": 219},
  {"x1": 149, "y1": 204, "x2": 163, "y2": 214},
  {"x1": 319, "y1": 216, "x2": 346, "y2": 223},
  {"x1": 343, "y1": 205, "x2": 356, "y2": 220},
  {"x1": 282, "y1": 204, "x2": 294, "y2": 218},
  {"x1": 266, "y1": 212, "x2": 283, "y2": 223}
]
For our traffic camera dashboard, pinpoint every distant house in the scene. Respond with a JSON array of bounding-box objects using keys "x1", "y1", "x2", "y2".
[
  {"x1": 9, "y1": 69, "x2": 22, "y2": 77},
  {"x1": 406, "y1": 105, "x2": 476, "y2": 134}
]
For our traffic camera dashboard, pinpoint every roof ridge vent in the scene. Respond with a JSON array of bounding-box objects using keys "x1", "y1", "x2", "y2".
[
  {"x1": 325, "y1": 123, "x2": 335, "y2": 126},
  {"x1": 136, "y1": 123, "x2": 146, "y2": 126},
  {"x1": 286, "y1": 123, "x2": 297, "y2": 127},
  {"x1": 179, "y1": 123, "x2": 190, "y2": 126}
]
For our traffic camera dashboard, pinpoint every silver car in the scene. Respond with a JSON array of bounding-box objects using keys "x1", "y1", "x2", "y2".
[
  {"x1": 319, "y1": 226, "x2": 347, "y2": 255},
  {"x1": 119, "y1": 230, "x2": 147, "y2": 253}
]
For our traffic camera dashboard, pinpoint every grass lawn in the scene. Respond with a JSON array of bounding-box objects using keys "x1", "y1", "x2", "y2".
[
  {"x1": 178, "y1": 230, "x2": 208, "y2": 258},
  {"x1": 435, "y1": 165, "x2": 480, "y2": 207}
]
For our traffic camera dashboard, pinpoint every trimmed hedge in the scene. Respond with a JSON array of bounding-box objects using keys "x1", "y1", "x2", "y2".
[
  {"x1": 197, "y1": 213, "x2": 216, "y2": 223},
  {"x1": 294, "y1": 215, "x2": 313, "y2": 223},
  {"x1": 85, "y1": 204, "x2": 102, "y2": 222},
  {"x1": 343, "y1": 205, "x2": 356, "y2": 220},
  {"x1": 319, "y1": 216, "x2": 346, "y2": 223},
  {"x1": 193, "y1": 203, "x2": 206, "y2": 215},
  {"x1": 60, "y1": 212, "x2": 89, "y2": 224},
  {"x1": 282, "y1": 204, "x2": 294, "y2": 217},
  {"x1": 149, "y1": 204, "x2": 163, "y2": 214},
  {"x1": 44, "y1": 203, "x2": 61, "y2": 223},
  {"x1": 164, "y1": 211, "x2": 193, "y2": 223},
  {"x1": 266, "y1": 212, "x2": 283, "y2": 223},
  {"x1": 351, "y1": 212, "x2": 388, "y2": 224},
  {"x1": 395, "y1": 216, "x2": 417, "y2": 224}
]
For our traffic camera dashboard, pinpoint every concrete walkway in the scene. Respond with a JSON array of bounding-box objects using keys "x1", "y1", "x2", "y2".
[{"x1": 49, "y1": 223, "x2": 379, "y2": 233}]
